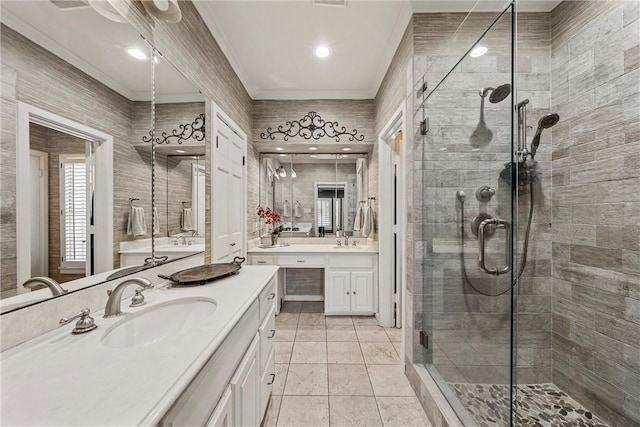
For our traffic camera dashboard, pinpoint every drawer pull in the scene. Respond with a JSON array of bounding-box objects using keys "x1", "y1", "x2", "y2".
[
  {"x1": 296, "y1": 260, "x2": 305, "y2": 263},
  {"x1": 346, "y1": 291, "x2": 350, "y2": 295},
  {"x1": 267, "y1": 373, "x2": 275, "y2": 385},
  {"x1": 257, "y1": 260, "x2": 267, "y2": 264},
  {"x1": 268, "y1": 330, "x2": 276, "y2": 338},
  {"x1": 353, "y1": 291, "x2": 356, "y2": 295},
  {"x1": 267, "y1": 292, "x2": 276, "y2": 300}
]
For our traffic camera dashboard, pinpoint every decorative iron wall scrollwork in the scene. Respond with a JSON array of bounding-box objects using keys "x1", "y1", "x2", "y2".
[
  {"x1": 143, "y1": 113, "x2": 205, "y2": 145},
  {"x1": 260, "y1": 111, "x2": 364, "y2": 142}
]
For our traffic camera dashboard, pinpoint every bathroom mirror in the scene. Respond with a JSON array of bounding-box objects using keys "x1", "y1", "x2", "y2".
[
  {"x1": 259, "y1": 153, "x2": 369, "y2": 239},
  {"x1": 0, "y1": 1, "x2": 204, "y2": 313},
  {"x1": 0, "y1": 1, "x2": 156, "y2": 313},
  {"x1": 133, "y1": 55, "x2": 206, "y2": 267}
]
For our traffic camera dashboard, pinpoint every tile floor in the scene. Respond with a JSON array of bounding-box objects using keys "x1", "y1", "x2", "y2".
[{"x1": 262, "y1": 301, "x2": 432, "y2": 427}]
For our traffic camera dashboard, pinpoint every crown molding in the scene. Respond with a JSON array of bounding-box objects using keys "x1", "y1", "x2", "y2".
[
  {"x1": 191, "y1": 0, "x2": 255, "y2": 97},
  {"x1": 370, "y1": 1, "x2": 413, "y2": 101},
  {"x1": 251, "y1": 88, "x2": 376, "y2": 100}
]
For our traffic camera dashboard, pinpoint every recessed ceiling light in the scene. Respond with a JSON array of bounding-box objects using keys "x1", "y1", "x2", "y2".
[
  {"x1": 279, "y1": 154, "x2": 287, "y2": 157},
  {"x1": 175, "y1": 149, "x2": 185, "y2": 153},
  {"x1": 127, "y1": 47, "x2": 147, "y2": 60},
  {"x1": 341, "y1": 154, "x2": 349, "y2": 158},
  {"x1": 309, "y1": 147, "x2": 318, "y2": 151},
  {"x1": 470, "y1": 46, "x2": 488, "y2": 58},
  {"x1": 276, "y1": 147, "x2": 283, "y2": 151},
  {"x1": 342, "y1": 147, "x2": 351, "y2": 151},
  {"x1": 310, "y1": 155, "x2": 318, "y2": 158},
  {"x1": 315, "y1": 45, "x2": 330, "y2": 58}
]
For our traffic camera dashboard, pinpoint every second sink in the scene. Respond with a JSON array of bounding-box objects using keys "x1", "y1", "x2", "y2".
[{"x1": 101, "y1": 297, "x2": 217, "y2": 349}]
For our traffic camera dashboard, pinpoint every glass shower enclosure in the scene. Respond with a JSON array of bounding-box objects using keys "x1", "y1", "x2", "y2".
[{"x1": 414, "y1": 2, "x2": 561, "y2": 425}]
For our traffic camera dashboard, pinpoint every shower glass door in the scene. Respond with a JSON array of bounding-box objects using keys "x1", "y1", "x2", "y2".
[{"x1": 415, "y1": 3, "x2": 517, "y2": 425}]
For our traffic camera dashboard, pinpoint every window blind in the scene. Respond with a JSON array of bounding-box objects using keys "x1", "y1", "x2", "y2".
[{"x1": 61, "y1": 156, "x2": 86, "y2": 263}]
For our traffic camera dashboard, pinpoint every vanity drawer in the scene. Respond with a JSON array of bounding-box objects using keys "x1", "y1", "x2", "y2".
[
  {"x1": 277, "y1": 255, "x2": 324, "y2": 267},
  {"x1": 251, "y1": 255, "x2": 274, "y2": 265},
  {"x1": 328, "y1": 255, "x2": 374, "y2": 269},
  {"x1": 259, "y1": 305, "x2": 276, "y2": 374},
  {"x1": 259, "y1": 277, "x2": 277, "y2": 321}
]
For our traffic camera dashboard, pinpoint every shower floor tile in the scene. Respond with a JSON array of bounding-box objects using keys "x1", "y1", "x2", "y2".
[{"x1": 449, "y1": 382, "x2": 609, "y2": 427}]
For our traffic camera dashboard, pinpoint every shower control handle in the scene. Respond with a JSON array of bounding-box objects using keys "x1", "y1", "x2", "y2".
[
  {"x1": 478, "y1": 218, "x2": 511, "y2": 276},
  {"x1": 475, "y1": 186, "x2": 495, "y2": 202}
]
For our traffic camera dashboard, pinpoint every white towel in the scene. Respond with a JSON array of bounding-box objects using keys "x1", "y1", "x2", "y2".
[
  {"x1": 181, "y1": 207, "x2": 195, "y2": 232},
  {"x1": 354, "y1": 204, "x2": 364, "y2": 231},
  {"x1": 283, "y1": 200, "x2": 291, "y2": 217},
  {"x1": 362, "y1": 205, "x2": 375, "y2": 237},
  {"x1": 127, "y1": 206, "x2": 146, "y2": 237},
  {"x1": 294, "y1": 201, "x2": 302, "y2": 218},
  {"x1": 153, "y1": 207, "x2": 160, "y2": 235}
]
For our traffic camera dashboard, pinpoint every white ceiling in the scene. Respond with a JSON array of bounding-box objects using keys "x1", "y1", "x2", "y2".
[
  {"x1": 194, "y1": 0, "x2": 562, "y2": 100},
  {"x1": 0, "y1": 0, "x2": 562, "y2": 102},
  {"x1": 0, "y1": 0, "x2": 202, "y2": 102}
]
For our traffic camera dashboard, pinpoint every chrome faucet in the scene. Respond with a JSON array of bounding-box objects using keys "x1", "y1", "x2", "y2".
[
  {"x1": 22, "y1": 277, "x2": 68, "y2": 296},
  {"x1": 178, "y1": 236, "x2": 187, "y2": 246},
  {"x1": 104, "y1": 277, "x2": 153, "y2": 317},
  {"x1": 344, "y1": 235, "x2": 350, "y2": 246}
]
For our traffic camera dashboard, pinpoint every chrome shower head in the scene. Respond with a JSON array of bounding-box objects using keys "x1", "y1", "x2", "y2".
[
  {"x1": 479, "y1": 83, "x2": 511, "y2": 103},
  {"x1": 530, "y1": 113, "x2": 560, "y2": 158},
  {"x1": 538, "y1": 113, "x2": 560, "y2": 129}
]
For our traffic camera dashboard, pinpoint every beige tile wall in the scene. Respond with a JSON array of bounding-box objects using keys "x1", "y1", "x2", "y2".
[{"x1": 550, "y1": 1, "x2": 639, "y2": 425}]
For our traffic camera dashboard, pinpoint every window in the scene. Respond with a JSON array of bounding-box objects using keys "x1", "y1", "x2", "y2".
[
  {"x1": 317, "y1": 198, "x2": 332, "y2": 232},
  {"x1": 59, "y1": 154, "x2": 87, "y2": 273}
]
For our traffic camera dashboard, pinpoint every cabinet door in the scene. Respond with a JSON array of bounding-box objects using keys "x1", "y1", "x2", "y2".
[
  {"x1": 206, "y1": 386, "x2": 234, "y2": 427},
  {"x1": 231, "y1": 334, "x2": 260, "y2": 427},
  {"x1": 326, "y1": 271, "x2": 351, "y2": 314},
  {"x1": 351, "y1": 271, "x2": 374, "y2": 314}
]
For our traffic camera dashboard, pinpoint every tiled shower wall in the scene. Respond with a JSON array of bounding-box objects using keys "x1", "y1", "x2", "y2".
[{"x1": 549, "y1": 1, "x2": 640, "y2": 425}]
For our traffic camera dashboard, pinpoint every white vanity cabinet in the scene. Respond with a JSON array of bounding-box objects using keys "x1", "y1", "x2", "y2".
[
  {"x1": 230, "y1": 334, "x2": 260, "y2": 427},
  {"x1": 326, "y1": 254, "x2": 376, "y2": 315},
  {"x1": 160, "y1": 276, "x2": 277, "y2": 427},
  {"x1": 206, "y1": 386, "x2": 234, "y2": 427}
]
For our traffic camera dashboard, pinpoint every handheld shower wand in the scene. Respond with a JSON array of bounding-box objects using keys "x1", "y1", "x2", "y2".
[{"x1": 530, "y1": 113, "x2": 560, "y2": 158}]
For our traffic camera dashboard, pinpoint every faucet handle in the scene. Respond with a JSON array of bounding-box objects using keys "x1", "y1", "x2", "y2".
[
  {"x1": 337, "y1": 240, "x2": 342, "y2": 246},
  {"x1": 129, "y1": 287, "x2": 148, "y2": 307},
  {"x1": 60, "y1": 308, "x2": 97, "y2": 334}
]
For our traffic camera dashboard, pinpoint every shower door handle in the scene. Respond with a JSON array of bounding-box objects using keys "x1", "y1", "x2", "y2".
[{"x1": 478, "y1": 218, "x2": 511, "y2": 276}]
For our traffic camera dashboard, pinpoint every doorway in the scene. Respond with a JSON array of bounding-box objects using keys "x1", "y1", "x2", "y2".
[
  {"x1": 378, "y1": 104, "x2": 406, "y2": 329},
  {"x1": 16, "y1": 102, "x2": 113, "y2": 291}
]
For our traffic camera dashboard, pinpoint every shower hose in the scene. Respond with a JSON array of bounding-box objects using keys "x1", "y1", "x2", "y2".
[{"x1": 459, "y1": 182, "x2": 535, "y2": 297}]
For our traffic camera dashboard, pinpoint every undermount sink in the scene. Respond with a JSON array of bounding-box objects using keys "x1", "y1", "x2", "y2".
[
  {"x1": 101, "y1": 297, "x2": 217, "y2": 349},
  {"x1": 332, "y1": 245, "x2": 361, "y2": 249},
  {"x1": 258, "y1": 243, "x2": 290, "y2": 249}
]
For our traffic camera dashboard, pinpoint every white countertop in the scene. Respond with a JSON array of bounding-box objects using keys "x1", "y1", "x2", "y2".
[
  {"x1": 247, "y1": 244, "x2": 378, "y2": 254},
  {"x1": 0, "y1": 266, "x2": 278, "y2": 426}
]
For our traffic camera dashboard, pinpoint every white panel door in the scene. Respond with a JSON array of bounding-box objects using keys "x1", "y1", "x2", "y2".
[
  {"x1": 326, "y1": 271, "x2": 351, "y2": 313},
  {"x1": 212, "y1": 115, "x2": 245, "y2": 263},
  {"x1": 206, "y1": 386, "x2": 234, "y2": 427},
  {"x1": 351, "y1": 271, "x2": 374, "y2": 313}
]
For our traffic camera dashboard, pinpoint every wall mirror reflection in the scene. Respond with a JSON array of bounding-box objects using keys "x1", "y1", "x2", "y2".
[
  {"x1": 0, "y1": 0, "x2": 157, "y2": 313},
  {"x1": 130, "y1": 55, "x2": 206, "y2": 267},
  {"x1": 259, "y1": 153, "x2": 369, "y2": 240}
]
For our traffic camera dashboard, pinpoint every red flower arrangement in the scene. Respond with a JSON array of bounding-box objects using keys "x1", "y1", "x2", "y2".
[{"x1": 257, "y1": 206, "x2": 281, "y2": 226}]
